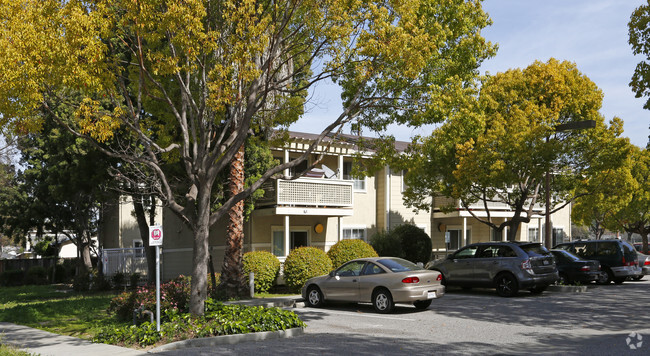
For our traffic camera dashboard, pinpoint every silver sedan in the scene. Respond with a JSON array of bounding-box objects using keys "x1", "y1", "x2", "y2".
[{"x1": 301, "y1": 257, "x2": 445, "y2": 313}]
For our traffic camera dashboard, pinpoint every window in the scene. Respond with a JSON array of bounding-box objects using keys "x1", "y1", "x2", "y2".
[
  {"x1": 552, "y1": 228, "x2": 566, "y2": 246},
  {"x1": 446, "y1": 230, "x2": 461, "y2": 250},
  {"x1": 272, "y1": 229, "x2": 309, "y2": 257},
  {"x1": 401, "y1": 170, "x2": 408, "y2": 192},
  {"x1": 362, "y1": 262, "x2": 385, "y2": 275},
  {"x1": 343, "y1": 227, "x2": 366, "y2": 241},
  {"x1": 343, "y1": 161, "x2": 366, "y2": 191},
  {"x1": 133, "y1": 240, "x2": 144, "y2": 258},
  {"x1": 453, "y1": 246, "x2": 478, "y2": 259},
  {"x1": 289, "y1": 159, "x2": 308, "y2": 178},
  {"x1": 528, "y1": 227, "x2": 539, "y2": 243},
  {"x1": 336, "y1": 261, "x2": 366, "y2": 276},
  {"x1": 491, "y1": 228, "x2": 503, "y2": 242}
]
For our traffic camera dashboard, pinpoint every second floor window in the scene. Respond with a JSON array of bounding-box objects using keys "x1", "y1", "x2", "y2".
[
  {"x1": 343, "y1": 161, "x2": 366, "y2": 191},
  {"x1": 343, "y1": 227, "x2": 366, "y2": 241}
]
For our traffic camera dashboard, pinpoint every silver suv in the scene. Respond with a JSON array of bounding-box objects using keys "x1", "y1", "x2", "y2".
[{"x1": 425, "y1": 242, "x2": 558, "y2": 297}]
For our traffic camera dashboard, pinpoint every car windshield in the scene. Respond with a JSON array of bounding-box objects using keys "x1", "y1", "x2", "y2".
[
  {"x1": 521, "y1": 243, "x2": 551, "y2": 257},
  {"x1": 377, "y1": 258, "x2": 420, "y2": 272}
]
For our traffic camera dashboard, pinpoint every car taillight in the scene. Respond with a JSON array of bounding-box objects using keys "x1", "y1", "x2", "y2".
[
  {"x1": 645, "y1": 260, "x2": 650, "y2": 266},
  {"x1": 521, "y1": 259, "x2": 534, "y2": 274},
  {"x1": 580, "y1": 266, "x2": 590, "y2": 272},
  {"x1": 436, "y1": 274, "x2": 443, "y2": 281},
  {"x1": 402, "y1": 277, "x2": 420, "y2": 284}
]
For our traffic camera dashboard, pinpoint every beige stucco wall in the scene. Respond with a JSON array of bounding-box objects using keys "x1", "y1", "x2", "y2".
[{"x1": 100, "y1": 196, "x2": 163, "y2": 249}]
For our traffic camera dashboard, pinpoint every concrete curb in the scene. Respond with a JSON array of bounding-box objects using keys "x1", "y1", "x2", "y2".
[
  {"x1": 148, "y1": 327, "x2": 305, "y2": 352},
  {"x1": 547, "y1": 285, "x2": 589, "y2": 293}
]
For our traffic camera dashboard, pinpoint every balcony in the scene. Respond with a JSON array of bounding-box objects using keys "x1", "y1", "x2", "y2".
[
  {"x1": 433, "y1": 196, "x2": 544, "y2": 218},
  {"x1": 257, "y1": 178, "x2": 354, "y2": 216}
]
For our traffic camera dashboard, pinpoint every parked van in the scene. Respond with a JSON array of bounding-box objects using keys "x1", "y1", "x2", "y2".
[{"x1": 554, "y1": 240, "x2": 639, "y2": 284}]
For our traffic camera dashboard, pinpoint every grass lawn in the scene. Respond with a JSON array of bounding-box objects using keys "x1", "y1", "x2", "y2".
[{"x1": 0, "y1": 285, "x2": 126, "y2": 340}]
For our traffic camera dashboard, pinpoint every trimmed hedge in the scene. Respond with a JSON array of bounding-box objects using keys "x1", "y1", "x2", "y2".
[
  {"x1": 327, "y1": 239, "x2": 378, "y2": 268},
  {"x1": 242, "y1": 251, "x2": 280, "y2": 293},
  {"x1": 25, "y1": 266, "x2": 48, "y2": 285},
  {"x1": 0, "y1": 269, "x2": 25, "y2": 287},
  {"x1": 283, "y1": 247, "x2": 332, "y2": 292}
]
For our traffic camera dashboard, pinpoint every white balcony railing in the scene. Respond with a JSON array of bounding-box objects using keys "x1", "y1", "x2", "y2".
[{"x1": 259, "y1": 178, "x2": 353, "y2": 208}]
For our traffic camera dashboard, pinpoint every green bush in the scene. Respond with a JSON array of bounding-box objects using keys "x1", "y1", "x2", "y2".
[
  {"x1": 112, "y1": 272, "x2": 126, "y2": 288},
  {"x1": 0, "y1": 269, "x2": 25, "y2": 287},
  {"x1": 370, "y1": 229, "x2": 404, "y2": 257},
  {"x1": 94, "y1": 300, "x2": 305, "y2": 347},
  {"x1": 108, "y1": 275, "x2": 192, "y2": 321},
  {"x1": 242, "y1": 251, "x2": 280, "y2": 293},
  {"x1": 73, "y1": 272, "x2": 91, "y2": 291},
  {"x1": 25, "y1": 266, "x2": 48, "y2": 285},
  {"x1": 47, "y1": 264, "x2": 69, "y2": 283},
  {"x1": 283, "y1": 247, "x2": 332, "y2": 292},
  {"x1": 129, "y1": 273, "x2": 141, "y2": 288},
  {"x1": 327, "y1": 239, "x2": 378, "y2": 268},
  {"x1": 392, "y1": 224, "x2": 432, "y2": 263}
]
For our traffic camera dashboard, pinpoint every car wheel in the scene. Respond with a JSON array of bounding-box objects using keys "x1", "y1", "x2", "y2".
[
  {"x1": 305, "y1": 286, "x2": 324, "y2": 308},
  {"x1": 413, "y1": 300, "x2": 432, "y2": 310},
  {"x1": 495, "y1": 273, "x2": 519, "y2": 297},
  {"x1": 372, "y1": 288, "x2": 395, "y2": 313},
  {"x1": 632, "y1": 275, "x2": 644, "y2": 281},
  {"x1": 529, "y1": 286, "x2": 547, "y2": 295},
  {"x1": 596, "y1": 269, "x2": 613, "y2": 284}
]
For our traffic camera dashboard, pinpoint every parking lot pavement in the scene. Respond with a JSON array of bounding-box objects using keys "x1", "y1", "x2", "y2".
[{"x1": 155, "y1": 279, "x2": 650, "y2": 356}]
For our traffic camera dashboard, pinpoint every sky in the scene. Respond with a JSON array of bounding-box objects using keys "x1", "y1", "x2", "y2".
[{"x1": 292, "y1": 0, "x2": 650, "y2": 148}]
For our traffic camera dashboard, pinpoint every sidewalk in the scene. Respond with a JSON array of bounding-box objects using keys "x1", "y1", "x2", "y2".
[{"x1": 0, "y1": 296, "x2": 304, "y2": 356}]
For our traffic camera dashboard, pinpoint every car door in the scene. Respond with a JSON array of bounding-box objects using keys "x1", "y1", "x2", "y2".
[
  {"x1": 471, "y1": 245, "x2": 501, "y2": 284},
  {"x1": 357, "y1": 262, "x2": 387, "y2": 302},
  {"x1": 319, "y1": 261, "x2": 366, "y2": 301},
  {"x1": 445, "y1": 245, "x2": 479, "y2": 284}
]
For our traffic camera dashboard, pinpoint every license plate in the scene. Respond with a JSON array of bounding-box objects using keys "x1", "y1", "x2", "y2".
[
  {"x1": 427, "y1": 292, "x2": 437, "y2": 299},
  {"x1": 543, "y1": 260, "x2": 549, "y2": 265}
]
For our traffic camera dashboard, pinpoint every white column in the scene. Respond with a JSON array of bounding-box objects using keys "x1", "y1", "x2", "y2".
[
  {"x1": 338, "y1": 217, "x2": 342, "y2": 241},
  {"x1": 385, "y1": 166, "x2": 390, "y2": 231},
  {"x1": 284, "y1": 215, "x2": 290, "y2": 257},
  {"x1": 462, "y1": 217, "x2": 467, "y2": 247},
  {"x1": 538, "y1": 218, "x2": 543, "y2": 243},
  {"x1": 502, "y1": 218, "x2": 508, "y2": 241},
  {"x1": 284, "y1": 149, "x2": 290, "y2": 177},
  {"x1": 338, "y1": 154, "x2": 344, "y2": 179}
]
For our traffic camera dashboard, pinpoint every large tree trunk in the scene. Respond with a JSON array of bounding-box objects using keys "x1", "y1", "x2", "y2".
[
  {"x1": 220, "y1": 145, "x2": 247, "y2": 298},
  {"x1": 189, "y1": 181, "x2": 213, "y2": 316}
]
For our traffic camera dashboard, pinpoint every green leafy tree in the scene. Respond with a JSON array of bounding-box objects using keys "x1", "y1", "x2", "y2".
[
  {"x1": 0, "y1": 0, "x2": 495, "y2": 315},
  {"x1": 397, "y1": 59, "x2": 625, "y2": 241}
]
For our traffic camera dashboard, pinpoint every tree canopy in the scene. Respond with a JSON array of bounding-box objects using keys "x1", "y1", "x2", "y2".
[
  {"x1": 0, "y1": 0, "x2": 495, "y2": 315},
  {"x1": 397, "y1": 59, "x2": 626, "y2": 241}
]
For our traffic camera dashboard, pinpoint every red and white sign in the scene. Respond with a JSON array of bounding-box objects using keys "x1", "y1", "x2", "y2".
[{"x1": 149, "y1": 225, "x2": 163, "y2": 246}]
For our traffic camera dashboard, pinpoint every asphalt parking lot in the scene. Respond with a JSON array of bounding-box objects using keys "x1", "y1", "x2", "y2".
[{"x1": 156, "y1": 279, "x2": 650, "y2": 356}]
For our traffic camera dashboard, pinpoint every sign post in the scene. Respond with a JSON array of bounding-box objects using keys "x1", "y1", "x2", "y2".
[{"x1": 149, "y1": 225, "x2": 163, "y2": 332}]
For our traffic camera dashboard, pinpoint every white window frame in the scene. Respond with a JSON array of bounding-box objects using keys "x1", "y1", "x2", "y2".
[
  {"x1": 528, "y1": 227, "x2": 540, "y2": 243},
  {"x1": 342, "y1": 226, "x2": 367, "y2": 241},
  {"x1": 446, "y1": 225, "x2": 472, "y2": 250},
  {"x1": 133, "y1": 240, "x2": 144, "y2": 258}
]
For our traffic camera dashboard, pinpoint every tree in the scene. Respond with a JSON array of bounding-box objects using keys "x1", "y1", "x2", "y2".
[
  {"x1": 629, "y1": 1, "x2": 650, "y2": 111},
  {"x1": 608, "y1": 147, "x2": 650, "y2": 253},
  {"x1": 398, "y1": 59, "x2": 625, "y2": 241},
  {"x1": 0, "y1": 0, "x2": 495, "y2": 315},
  {"x1": 3, "y1": 115, "x2": 117, "y2": 272}
]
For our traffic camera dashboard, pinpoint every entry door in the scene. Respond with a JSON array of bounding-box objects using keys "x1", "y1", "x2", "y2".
[{"x1": 291, "y1": 231, "x2": 308, "y2": 250}]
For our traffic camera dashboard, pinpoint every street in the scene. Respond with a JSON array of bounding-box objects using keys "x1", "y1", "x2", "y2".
[{"x1": 156, "y1": 279, "x2": 650, "y2": 355}]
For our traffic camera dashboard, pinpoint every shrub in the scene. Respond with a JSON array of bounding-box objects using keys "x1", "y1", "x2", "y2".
[
  {"x1": 25, "y1": 266, "x2": 48, "y2": 285},
  {"x1": 129, "y1": 273, "x2": 141, "y2": 288},
  {"x1": 283, "y1": 247, "x2": 332, "y2": 292},
  {"x1": 47, "y1": 264, "x2": 69, "y2": 283},
  {"x1": 370, "y1": 229, "x2": 404, "y2": 258},
  {"x1": 242, "y1": 251, "x2": 280, "y2": 293},
  {"x1": 0, "y1": 269, "x2": 25, "y2": 287},
  {"x1": 112, "y1": 272, "x2": 126, "y2": 288},
  {"x1": 92, "y1": 273, "x2": 113, "y2": 291},
  {"x1": 108, "y1": 275, "x2": 192, "y2": 321},
  {"x1": 392, "y1": 224, "x2": 432, "y2": 264},
  {"x1": 327, "y1": 239, "x2": 378, "y2": 268}
]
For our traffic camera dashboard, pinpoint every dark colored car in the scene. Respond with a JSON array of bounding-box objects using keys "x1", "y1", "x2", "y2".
[
  {"x1": 550, "y1": 249, "x2": 600, "y2": 284},
  {"x1": 554, "y1": 239, "x2": 639, "y2": 284},
  {"x1": 425, "y1": 242, "x2": 558, "y2": 297}
]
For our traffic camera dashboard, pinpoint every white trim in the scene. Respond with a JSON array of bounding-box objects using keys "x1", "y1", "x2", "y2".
[
  {"x1": 251, "y1": 243, "x2": 272, "y2": 251},
  {"x1": 341, "y1": 225, "x2": 368, "y2": 241},
  {"x1": 257, "y1": 207, "x2": 354, "y2": 217}
]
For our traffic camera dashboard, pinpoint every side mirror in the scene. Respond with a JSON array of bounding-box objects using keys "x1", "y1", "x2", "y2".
[{"x1": 329, "y1": 271, "x2": 337, "y2": 277}]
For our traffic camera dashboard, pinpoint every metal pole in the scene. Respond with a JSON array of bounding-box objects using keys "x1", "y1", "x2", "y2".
[
  {"x1": 155, "y1": 245, "x2": 160, "y2": 332},
  {"x1": 544, "y1": 169, "x2": 552, "y2": 249}
]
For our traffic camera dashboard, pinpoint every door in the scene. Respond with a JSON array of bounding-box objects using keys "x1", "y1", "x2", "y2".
[
  {"x1": 319, "y1": 261, "x2": 365, "y2": 301},
  {"x1": 446, "y1": 245, "x2": 479, "y2": 284}
]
